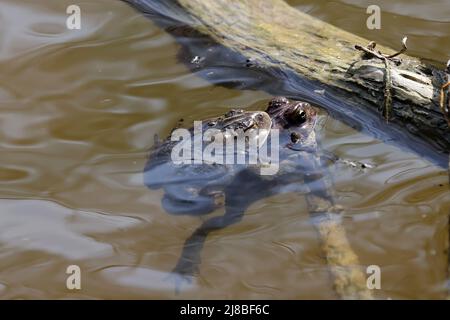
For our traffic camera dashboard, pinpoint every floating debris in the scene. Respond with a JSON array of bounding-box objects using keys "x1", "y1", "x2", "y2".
[
  {"x1": 190, "y1": 56, "x2": 205, "y2": 65},
  {"x1": 340, "y1": 159, "x2": 375, "y2": 170},
  {"x1": 314, "y1": 89, "x2": 325, "y2": 95}
]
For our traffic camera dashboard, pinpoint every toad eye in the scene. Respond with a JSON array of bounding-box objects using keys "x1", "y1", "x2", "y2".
[{"x1": 289, "y1": 107, "x2": 307, "y2": 124}]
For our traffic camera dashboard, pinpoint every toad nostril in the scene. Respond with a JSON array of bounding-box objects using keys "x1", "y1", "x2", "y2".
[{"x1": 290, "y1": 132, "x2": 300, "y2": 143}]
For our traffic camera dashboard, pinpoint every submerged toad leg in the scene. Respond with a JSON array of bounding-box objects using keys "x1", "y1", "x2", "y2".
[
  {"x1": 171, "y1": 204, "x2": 245, "y2": 279},
  {"x1": 172, "y1": 170, "x2": 275, "y2": 280}
]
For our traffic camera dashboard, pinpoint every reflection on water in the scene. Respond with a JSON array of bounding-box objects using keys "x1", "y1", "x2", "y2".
[{"x1": 0, "y1": 0, "x2": 448, "y2": 299}]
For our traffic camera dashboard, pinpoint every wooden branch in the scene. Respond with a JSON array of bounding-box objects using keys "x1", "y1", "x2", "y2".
[{"x1": 303, "y1": 154, "x2": 373, "y2": 299}]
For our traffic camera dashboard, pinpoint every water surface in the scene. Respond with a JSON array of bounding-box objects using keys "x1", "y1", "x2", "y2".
[{"x1": 0, "y1": 0, "x2": 448, "y2": 299}]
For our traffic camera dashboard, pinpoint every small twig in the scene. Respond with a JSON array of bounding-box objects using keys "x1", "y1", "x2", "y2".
[
  {"x1": 354, "y1": 44, "x2": 385, "y2": 60},
  {"x1": 383, "y1": 58, "x2": 392, "y2": 121},
  {"x1": 354, "y1": 37, "x2": 408, "y2": 121},
  {"x1": 384, "y1": 36, "x2": 408, "y2": 59},
  {"x1": 354, "y1": 37, "x2": 408, "y2": 61}
]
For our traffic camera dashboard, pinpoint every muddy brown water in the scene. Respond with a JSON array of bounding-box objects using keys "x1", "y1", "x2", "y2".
[{"x1": 0, "y1": 0, "x2": 449, "y2": 299}]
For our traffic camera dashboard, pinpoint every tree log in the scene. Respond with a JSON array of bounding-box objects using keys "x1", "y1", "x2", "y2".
[{"x1": 124, "y1": 0, "x2": 449, "y2": 167}]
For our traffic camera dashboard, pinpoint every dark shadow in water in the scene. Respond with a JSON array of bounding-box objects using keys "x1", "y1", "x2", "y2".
[
  {"x1": 170, "y1": 169, "x2": 278, "y2": 277},
  {"x1": 145, "y1": 142, "x2": 334, "y2": 285}
]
